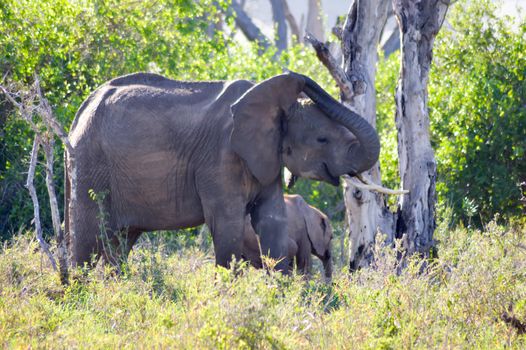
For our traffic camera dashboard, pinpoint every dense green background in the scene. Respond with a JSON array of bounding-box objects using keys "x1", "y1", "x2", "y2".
[{"x1": 0, "y1": 0, "x2": 525, "y2": 241}]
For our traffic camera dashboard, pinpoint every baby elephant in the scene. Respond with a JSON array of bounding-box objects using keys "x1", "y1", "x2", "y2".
[{"x1": 243, "y1": 194, "x2": 333, "y2": 279}]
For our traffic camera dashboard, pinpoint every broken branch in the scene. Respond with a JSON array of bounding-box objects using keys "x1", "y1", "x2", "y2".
[
  {"x1": 304, "y1": 32, "x2": 354, "y2": 100},
  {"x1": 27, "y1": 136, "x2": 57, "y2": 270}
]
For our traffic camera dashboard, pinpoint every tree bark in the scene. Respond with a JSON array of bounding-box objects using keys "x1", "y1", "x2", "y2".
[
  {"x1": 307, "y1": 0, "x2": 448, "y2": 271},
  {"x1": 283, "y1": 0, "x2": 301, "y2": 43},
  {"x1": 306, "y1": 0, "x2": 325, "y2": 41},
  {"x1": 340, "y1": 0, "x2": 392, "y2": 271},
  {"x1": 231, "y1": 0, "x2": 271, "y2": 51},
  {"x1": 27, "y1": 137, "x2": 58, "y2": 270},
  {"x1": 269, "y1": 0, "x2": 287, "y2": 52},
  {"x1": 43, "y1": 139, "x2": 69, "y2": 284},
  {"x1": 393, "y1": 0, "x2": 448, "y2": 257}
]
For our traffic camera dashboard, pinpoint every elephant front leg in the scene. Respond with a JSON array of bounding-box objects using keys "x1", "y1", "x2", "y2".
[
  {"x1": 205, "y1": 207, "x2": 245, "y2": 269},
  {"x1": 251, "y1": 184, "x2": 290, "y2": 273},
  {"x1": 100, "y1": 228, "x2": 142, "y2": 270}
]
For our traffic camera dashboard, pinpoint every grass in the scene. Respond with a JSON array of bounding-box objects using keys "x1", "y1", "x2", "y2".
[{"x1": 0, "y1": 220, "x2": 525, "y2": 349}]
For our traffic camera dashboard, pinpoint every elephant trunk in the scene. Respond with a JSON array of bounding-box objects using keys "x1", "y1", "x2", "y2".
[{"x1": 301, "y1": 75, "x2": 380, "y2": 174}]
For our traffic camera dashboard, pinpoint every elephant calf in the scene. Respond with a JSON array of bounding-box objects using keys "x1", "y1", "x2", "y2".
[{"x1": 242, "y1": 194, "x2": 333, "y2": 279}]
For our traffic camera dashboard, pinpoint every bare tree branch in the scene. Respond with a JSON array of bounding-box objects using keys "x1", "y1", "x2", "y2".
[
  {"x1": 304, "y1": 32, "x2": 354, "y2": 100},
  {"x1": 230, "y1": 0, "x2": 271, "y2": 51},
  {"x1": 33, "y1": 77, "x2": 73, "y2": 153},
  {"x1": 283, "y1": 0, "x2": 301, "y2": 43},
  {"x1": 27, "y1": 136, "x2": 57, "y2": 270},
  {"x1": 1, "y1": 77, "x2": 70, "y2": 283},
  {"x1": 42, "y1": 137, "x2": 69, "y2": 283}
]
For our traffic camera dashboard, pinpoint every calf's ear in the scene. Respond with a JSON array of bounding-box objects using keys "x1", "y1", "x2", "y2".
[{"x1": 300, "y1": 204, "x2": 327, "y2": 257}]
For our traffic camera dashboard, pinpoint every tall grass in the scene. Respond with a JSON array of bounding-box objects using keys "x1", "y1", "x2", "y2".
[{"x1": 0, "y1": 220, "x2": 525, "y2": 348}]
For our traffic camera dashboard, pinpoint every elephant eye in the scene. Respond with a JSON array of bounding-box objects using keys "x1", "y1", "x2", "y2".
[{"x1": 317, "y1": 137, "x2": 329, "y2": 144}]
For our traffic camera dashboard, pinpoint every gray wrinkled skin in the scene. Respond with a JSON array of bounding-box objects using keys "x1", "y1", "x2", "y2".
[
  {"x1": 65, "y1": 72, "x2": 378, "y2": 272},
  {"x1": 242, "y1": 195, "x2": 333, "y2": 279}
]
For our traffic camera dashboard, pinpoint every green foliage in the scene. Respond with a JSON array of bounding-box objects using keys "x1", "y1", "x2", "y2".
[
  {"x1": 0, "y1": 0, "x2": 233, "y2": 239},
  {"x1": 429, "y1": 0, "x2": 526, "y2": 225},
  {"x1": 287, "y1": 178, "x2": 344, "y2": 221},
  {"x1": 0, "y1": 0, "x2": 338, "y2": 240},
  {"x1": 3, "y1": 0, "x2": 524, "y2": 241},
  {"x1": 374, "y1": 1, "x2": 526, "y2": 224},
  {"x1": 0, "y1": 222, "x2": 525, "y2": 348}
]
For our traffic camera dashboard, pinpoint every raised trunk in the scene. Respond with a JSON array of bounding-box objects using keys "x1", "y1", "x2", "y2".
[
  {"x1": 301, "y1": 75, "x2": 380, "y2": 174},
  {"x1": 340, "y1": 0, "x2": 392, "y2": 271},
  {"x1": 393, "y1": 0, "x2": 448, "y2": 257}
]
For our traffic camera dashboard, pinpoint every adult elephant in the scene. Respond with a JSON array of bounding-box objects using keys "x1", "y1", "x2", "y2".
[{"x1": 65, "y1": 71, "x2": 379, "y2": 271}]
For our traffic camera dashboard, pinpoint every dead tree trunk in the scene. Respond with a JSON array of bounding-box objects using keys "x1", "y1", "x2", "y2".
[
  {"x1": 393, "y1": 0, "x2": 448, "y2": 257},
  {"x1": 340, "y1": 0, "x2": 392, "y2": 271},
  {"x1": 231, "y1": 0, "x2": 271, "y2": 51},
  {"x1": 308, "y1": 0, "x2": 448, "y2": 270},
  {"x1": 306, "y1": 0, "x2": 325, "y2": 41},
  {"x1": 269, "y1": 0, "x2": 288, "y2": 53},
  {"x1": 283, "y1": 0, "x2": 301, "y2": 43},
  {"x1": 306, "y1": 0, "x2": 392, "y2": 270}
]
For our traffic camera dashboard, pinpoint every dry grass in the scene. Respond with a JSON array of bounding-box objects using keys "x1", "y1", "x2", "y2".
[{"x1": 0, "y1": 220, "x2": 525, "y2": 349}]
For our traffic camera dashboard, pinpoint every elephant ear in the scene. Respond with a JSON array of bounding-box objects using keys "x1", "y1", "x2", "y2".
[
  {"x1": 231, "y1": 73, "x2": 305, "y2": 186},
  {"x1": 302, "y1": 203, "x2": 327, "y2": 257}
]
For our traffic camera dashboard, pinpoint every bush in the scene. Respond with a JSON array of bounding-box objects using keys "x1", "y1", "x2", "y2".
[
  {"x1": 429, "y1": 1, "x2": 526, "y2": 225},
  {"x1": 374, "y1": 1, "x2": 526, "y2": 225}
]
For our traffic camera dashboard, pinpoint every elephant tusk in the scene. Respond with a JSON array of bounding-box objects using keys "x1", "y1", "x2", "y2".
[
  {"x1": 284, "y1": 167, "x2": 298, "y2": 189},
  {"x1": 342, "y1": 174, "x2": 409, "y2": 195}
]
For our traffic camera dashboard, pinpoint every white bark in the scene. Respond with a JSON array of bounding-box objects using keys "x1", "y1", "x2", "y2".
[
  {"x1": 231, "y1": 0, "x2": 271, "y2": 50},
  {"x1": 27, "y1": 136, "x2": 57, "y2": 270},
  {"x1": 341, "y1": 0, "x2": 392, "y2": 271},
  {"x1": 393, "y1": 0, "x2": 448, "y2": 257}
]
